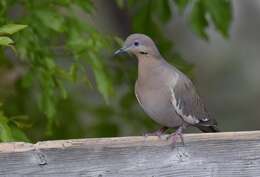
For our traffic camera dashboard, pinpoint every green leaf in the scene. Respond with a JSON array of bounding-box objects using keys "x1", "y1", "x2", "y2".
[
  {"x1": 35, "y1": 10, "x2": 64, "y2": 32},
  {"x1": 66, "y1": 28, "x2": 87, "y2": 53},
  {"x1": 156, "y1": 0, "x2": 172, "y2": 22},
  {"x1": 0, "y1": 0, "x2": 7, "y2": 16},
  {"x1": 89, "y1": 52, "x2": 113, "y2": 103},
  {"x1": 0, "y1": 36, "x2": 14, "y2": 46},
  {"x1": 133, "y1": 1, "x2": 152, "y2": 33},
  {"x1": 45, "y1": 57, "x2": 56, "y2": 70},
  {"x1": 203, "y1": 0, "x2": 232, "y2": 38},
  {"x1": 41, "y1": 87, "x2": 56, "y2": 119},
  {"x1": 76, "y1": 0, "x2": 94, "y2": 13},
  {"x1": 189, "y1": 0, "x2": 208, "y2": 40},
  {"x1": 0, "y1": 107, "x2": 31, "y2": 142},
  {"x1": 38, "y1": 69, "x2": 57, "y2": 123},
  {"x1": 57, "y1": 80, "x2": 68, "y2": 99},
  {"x1": 10, "y1": 115, "x2": 32, "y2": 129},
  {"x1": 174, "y1": 0, "x2": 190, "y2": 12},
  {"x1": 0, "y1": 112, "x2": 14, "y2": 142},
  {"x1": 0, "y1": 24, "x2": 27, "y2": 35},
  {"x1": 56, "y1": 0, "x2": 71, "y2": 6},
  {"x1": 21, "y1": 70, "x2": 34, "y2": 88},
  {"x1": 9, "y1": 123, "x2": 30, "y2": 142},
  {"x1": 69, "y1": 64, "x2": 78, "y2": 82},
  {"x1": 114, "y1": 36, "x2": 124, "y2": 46}
]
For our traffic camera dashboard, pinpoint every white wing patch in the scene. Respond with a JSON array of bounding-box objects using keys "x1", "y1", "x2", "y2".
[
  {"x1": 170, "y1": 85, "x2": 199, "y2": 125},
  {"x1": 135, "y1": 91, "x2": 143, "y2": 106}
]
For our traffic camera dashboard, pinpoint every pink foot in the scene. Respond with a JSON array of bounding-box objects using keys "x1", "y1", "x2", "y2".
[
  {"x1": 144, "y1": 127, "x2": 168, "y2": 138},
  {"x1": 167, "y1": 126, "x2": 185, "y2": 146}
]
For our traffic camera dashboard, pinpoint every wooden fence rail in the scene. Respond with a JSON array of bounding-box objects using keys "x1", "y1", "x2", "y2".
[{"x1": 0, "y1": 131, "x2": 260, "y2": 177}]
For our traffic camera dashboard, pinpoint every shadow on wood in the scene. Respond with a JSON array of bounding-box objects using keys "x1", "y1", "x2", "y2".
[{"x1": 0, "y1": 131, "x2": 260, "y2": 177}]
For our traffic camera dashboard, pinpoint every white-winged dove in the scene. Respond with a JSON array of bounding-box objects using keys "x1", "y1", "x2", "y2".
[{"x1": 115, "y1": 34, "x2": 219, "y2": 144}]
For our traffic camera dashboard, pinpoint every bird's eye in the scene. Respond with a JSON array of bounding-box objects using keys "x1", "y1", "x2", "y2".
[{"x1": 134, "y1": 41, "x2": 139, "y2": 46}]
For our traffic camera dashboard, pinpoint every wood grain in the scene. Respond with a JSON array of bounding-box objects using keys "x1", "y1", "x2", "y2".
[{"x1": 0, "y1": 131, "x2": 260, "y2": 177}]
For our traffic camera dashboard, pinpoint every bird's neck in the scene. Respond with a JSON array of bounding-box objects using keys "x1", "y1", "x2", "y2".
[{"x1": 137, "y1": 55, "x2": 162, "y2": 82}]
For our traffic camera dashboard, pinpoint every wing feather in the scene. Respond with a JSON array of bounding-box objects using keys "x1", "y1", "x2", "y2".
[{"x1": 170, "y1": 74, "x2": 217, "y2": 126}]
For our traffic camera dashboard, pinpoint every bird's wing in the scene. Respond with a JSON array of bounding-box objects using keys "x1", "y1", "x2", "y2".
[
  {"x1": 170, "y1": 74, "x2": 217, "y2": 126},
  {"x1": 134, "y1": 82, "x2": 143, "y2": 107}
]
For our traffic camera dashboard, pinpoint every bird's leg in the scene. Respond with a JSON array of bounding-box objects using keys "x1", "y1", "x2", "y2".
[
  {"x1": 167, "y1": 125, "x2": 185, "y2": 146},
  {"x1": 144, "y1": 127, "x2": 168, "y2": 138}
]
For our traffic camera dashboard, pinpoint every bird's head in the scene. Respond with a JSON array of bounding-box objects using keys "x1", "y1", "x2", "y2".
[{"x1": 114, "y1": 33, "x2": 160, "y2": 58}]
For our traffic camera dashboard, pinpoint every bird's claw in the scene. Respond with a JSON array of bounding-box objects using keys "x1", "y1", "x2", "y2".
[
  {"x1": 167, "y1": 126, "x2": 185, "y2": 147},
  {"x1": 143, "y1": 132, "x2": 163, "y2": 139},
  {"x1": 167, "y1": 132, "x2": 184, "y2": 146},
  {"x1": 143, "y1": 127, "x2": 168, "y2": 139}
]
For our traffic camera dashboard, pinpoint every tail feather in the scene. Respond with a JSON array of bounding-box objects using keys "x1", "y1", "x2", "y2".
[{"x1": 197, "y1": 125, "x2": 220, "y2": 133}]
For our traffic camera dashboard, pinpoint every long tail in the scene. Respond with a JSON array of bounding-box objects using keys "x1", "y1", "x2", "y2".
[{"x1": 197, "y1": 125, "x2": 220, "y2": 133}]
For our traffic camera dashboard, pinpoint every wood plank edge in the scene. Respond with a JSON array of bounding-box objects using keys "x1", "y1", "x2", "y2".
[{"x1": 0, "y1": 130, "x2": 259, "y2": 153}]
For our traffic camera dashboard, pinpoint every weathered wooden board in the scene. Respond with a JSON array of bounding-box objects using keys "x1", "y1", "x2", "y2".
[{"x1": 0, "y1": 131, "x2": 260, "y2": 177}]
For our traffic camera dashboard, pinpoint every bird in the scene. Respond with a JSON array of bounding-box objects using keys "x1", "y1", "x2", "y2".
[{"x1": 114, "y1": 33, "x2": 219, "y2": 144}]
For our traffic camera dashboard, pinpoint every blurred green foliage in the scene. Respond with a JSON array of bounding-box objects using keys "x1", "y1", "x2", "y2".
[
  {"x1": 0, "y1": 0, "x2": 232, "y2": 142},
  {"x1": 189, "y1": 0, "x2": 232, "y2": 39}
]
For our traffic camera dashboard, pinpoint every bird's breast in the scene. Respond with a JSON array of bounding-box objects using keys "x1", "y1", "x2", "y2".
[{"x1": 135, "y1": 75, "x2": 183, "y2": 127}]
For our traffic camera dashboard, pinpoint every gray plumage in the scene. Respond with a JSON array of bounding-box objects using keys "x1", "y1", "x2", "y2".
[{"x1": 115, "y1": 33, "x2": 218, "y2": 135}]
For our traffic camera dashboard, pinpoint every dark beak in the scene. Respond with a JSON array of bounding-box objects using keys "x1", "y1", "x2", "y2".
[{"x1": 114, "y1": 48, "x2": 125, "y2": 56}]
